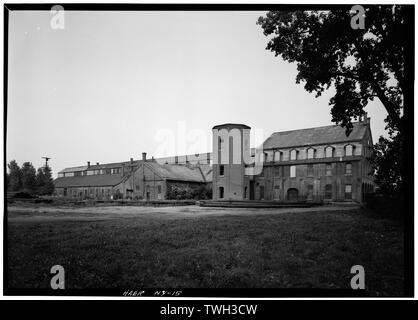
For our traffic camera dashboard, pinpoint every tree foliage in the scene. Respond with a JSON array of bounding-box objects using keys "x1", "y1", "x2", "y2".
[
  {"x1": 36, "y1": 166, "x2": 55, "y2": 195},
  {"x1": 20, "y1": 162, "x2": 37, "y2": 192},
  {"x1": 7, "y1": 160, "x2": 22, "y2": 191},
  {"x1": 257, "y1": 6, "x2": 409, "y2": 203},
  {"x1": 7, "y1": 160, "x2": 55, "y2": 195},
  {"x1": 257, "y1": 6, "x2": 406, "y2": 134}
]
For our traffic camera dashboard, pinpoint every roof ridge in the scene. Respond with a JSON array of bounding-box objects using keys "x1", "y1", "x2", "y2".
[{"x1": 271, "y1": 121, "x2": 364, "y2": 135}]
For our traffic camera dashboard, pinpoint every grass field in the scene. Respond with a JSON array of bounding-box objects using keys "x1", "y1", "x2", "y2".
[{"x1": 6, "y1": 205, "x2": 404, "y2": 295}]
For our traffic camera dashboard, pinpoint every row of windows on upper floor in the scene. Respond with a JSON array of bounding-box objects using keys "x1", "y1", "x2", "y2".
[
  {"x1": 58, "y1": 167, "x2": 122, "y2": 178},
  {"x1": 219, "y1": 163, "x2": 353, "y2": 177},
  {"x1": 262, "y1": 144, "x2": 358, "y2": 162}
]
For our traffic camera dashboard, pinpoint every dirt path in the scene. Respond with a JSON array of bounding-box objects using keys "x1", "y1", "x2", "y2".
[{"x1": 6, "y1": 204, "x2": 360, "y2": 222}]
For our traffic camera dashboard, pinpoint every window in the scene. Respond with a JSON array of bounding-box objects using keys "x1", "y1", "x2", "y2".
[
  {"x1": 263, "y1": 152, "x2": 268, "y2": 162},
  {"x1": 345, "y1": 145, "x2": 354, "y2": 156},
  {"x1": 157, "y1": 185, "x2": 162, "y2": 194},
  {"x1": 274, "y1": 151, "x2": 282, "y2": 162},
  {"x1": 326, "y1": 164, "x2": 332, "y2": 176},
  {"x1": 219, "y1": 165, "x2": 225, "y2": 176},
  {"x1": 290, "y1": 149, "x2": 297, "y2": 160},
  {"x1": 325, "y1": 184, "x2": 332, "y2": 199},
  {"x1": 219, "y1": 187, "x2": 224, "y2": 199},
  {"x1": 135, "y1": 185, "x2": 140, "y2": 191},
  {"x1": 325, "y1": 146, "x2": 334, "y2": 158},
  {"x1": 307, "y1": 148, "x2": 315, "y2": 159},
  {"x1": 274, "y1": 167, "x2": 281, "y2": 177},
  {"x1": 290, "y1": 165, "x2": 296, "y2": 178},
  {"x1": 218, "y1": 137, "x2": 224, "y2": 151},
  {"x1": 345, "y1": 163, "x2": 352, "y2": 175},
  {"x1": 259, "y1": 186, "x2": 265, "y2": 200},
  {"x1": 74, "y1": 171, "x2": 82, "y2": 177},
  {"x1": 307, "y1": 185, "x2": 314, "y2": 200},
  {"x1": 105, "y1": 169, "x2": 111, "y2": 175},
  {"x1": 307, "y1": 164, "x2": 314, "y2": 177},
  {"x1": 345, "y1": 184, "x2": 352, "y2": 199}
]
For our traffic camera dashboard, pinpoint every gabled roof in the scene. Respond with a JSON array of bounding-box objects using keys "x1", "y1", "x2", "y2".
[
  {"x1": 262, "y1": 121, "x2": 368, "y2": 150},
  {"x1": 144, "y1": 162, "x2": 206, "y2": 183},
  {"x1": 54, "y1": 174, "x2": 124, "y2": 188},
  {"x1": 59, "y1": 166, "x2": 88, "y2": 173}
]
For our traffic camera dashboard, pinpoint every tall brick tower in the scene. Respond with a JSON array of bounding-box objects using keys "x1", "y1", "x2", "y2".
[{"x1": 212, "y1": 123, "x2": 251, "y2": 200}]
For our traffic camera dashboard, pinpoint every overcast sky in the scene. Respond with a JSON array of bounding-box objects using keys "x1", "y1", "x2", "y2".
[{"x1": 7, "y1": 10, "x2": 389, "y2": 177}]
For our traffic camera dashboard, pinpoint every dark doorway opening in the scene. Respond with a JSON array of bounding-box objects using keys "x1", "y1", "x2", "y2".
[
  {"x1": 287, "y1": 188, "x2": 299, "y2": 201},
  {"x1": 249, "y1": 181, "x2": 255, "y2": 200}
]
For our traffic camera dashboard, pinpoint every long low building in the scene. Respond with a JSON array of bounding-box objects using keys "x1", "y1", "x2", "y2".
[
  {"x1": 54, "y1": 153, "x2": 212, "y2": 200},
  {"x1": 55, "y1": 117, "x2": 375, "y2": 203}
]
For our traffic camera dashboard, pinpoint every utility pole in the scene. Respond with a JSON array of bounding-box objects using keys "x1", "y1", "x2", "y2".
[{"x1": 42, "y1": 156, "x2": 51, "y2": 168}]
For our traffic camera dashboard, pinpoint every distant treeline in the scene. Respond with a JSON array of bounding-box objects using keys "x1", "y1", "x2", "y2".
[{"x1": 7, "y1": 160, "x2": 54, "y2": 195}]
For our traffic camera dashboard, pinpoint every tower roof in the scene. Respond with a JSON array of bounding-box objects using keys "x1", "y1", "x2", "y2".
[{"x1": 212, "y1": 123, "x2": 251, "y2": 130}]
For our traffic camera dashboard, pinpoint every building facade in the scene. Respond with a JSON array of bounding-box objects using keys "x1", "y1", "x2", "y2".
[
  {"x1": 54, "y1": 153, "x2": 212, "y2": 200},
  {"x1": 211, "y1": 118, "x2": 375, "y2": 203},
  {"x1": 55, "y1": 118, "x2": 374, "y2": 203}
]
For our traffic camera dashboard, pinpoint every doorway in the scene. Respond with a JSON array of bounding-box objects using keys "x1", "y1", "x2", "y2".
[{"x1": 287, "y1": 188, "x2": 299, "y2": 201}]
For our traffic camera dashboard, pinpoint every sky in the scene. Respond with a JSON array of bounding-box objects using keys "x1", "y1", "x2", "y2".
[{"x1": 7, "y1": 10, "x2": 389, "y2": 177}]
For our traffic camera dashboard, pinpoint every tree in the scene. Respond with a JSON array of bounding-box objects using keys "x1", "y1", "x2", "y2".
[
  {"x1": 257, "y1": 6, "x2": 407, "y2": 134},
  {"x1": 21, "y1": 162, "x2": 37, "y2": 192},
  {"x1": 257, "y1": 6, "x2": 411, "y2": 203},
  {"x1": 36, "y1": 165, "x2": 55, "y2": 195},
  {"x1": 370, "y1": 132, "x2": 402, "y2": 196},
  {"x1": 7, "y1": 160, "x2": 22, "y2": 191}
]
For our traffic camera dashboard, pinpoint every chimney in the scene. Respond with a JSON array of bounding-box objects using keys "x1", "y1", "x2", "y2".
[
  {"x1": 130, "y1": 158, "x2": 133, "y2": 163},
  {"x1": 142, "y1": 152, "x2": 147, "y2": 161},
  {"x1": 87, "y1": 161, "x2": 90, "y2": 168},
  {"x1": 96, "y1": 162, "x2": 99, "y2": 166}
]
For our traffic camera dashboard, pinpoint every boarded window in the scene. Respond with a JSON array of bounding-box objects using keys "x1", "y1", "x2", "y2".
[
  {"x1": 307, "y1": 164, "x2": 314, "y2": 177},
  {"x1": 290, "y1": 165, "x2": 296, "y2": 178},
  {"x1": 259, "y1": 186, "x2": 265, "y2": 200},
  {"x1": 307, "y1": 148, "x2": 315, "y2": 159},
  {"x1": 307, "y1": 185, "x2": 314, "y2": 200},
  {"x1": 325, "y1": 184, "x2": 332, "y2": 199},
  {"x1": 345, "y1": 184, "x2": 352, "y2": 199},
  {"x1": 346, "y1": 163, "x2": 352, "y2": 175},
  {"x1": 326, "y1": 164, "x2": 332, "y2": 176}
]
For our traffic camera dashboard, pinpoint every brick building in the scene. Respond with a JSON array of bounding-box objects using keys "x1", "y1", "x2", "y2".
[
  {"x1": 212, "y1": 117, "x2": 375, "y2": 203},
  {"x1": 55, "y1": 118, "x2": 374, "y2": 203},
  {"x1": 54, "y1": 153, "x2": 212, "y2": 200}
]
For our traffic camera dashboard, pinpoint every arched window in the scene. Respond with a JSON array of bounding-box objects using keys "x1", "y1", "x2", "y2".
[
  {"x1": 345, "y1": 144, "x2": 354, "y2": 156},
  {"x1": 274, "y1": 151, "x2": 282, "y2": 162},
  {"x1": 325, "y1": 146, "x2": 334, "y2": 158},
  {"x1": 290, "y1": 149, "x2": 298, "y2": 160},
  {"x1": 307, "y1": 148, "x2": 315, "y2": 159}
]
